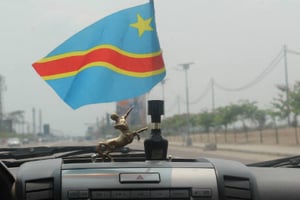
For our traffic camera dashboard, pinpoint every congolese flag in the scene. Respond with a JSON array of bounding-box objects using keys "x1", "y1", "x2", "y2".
[{"x1": 32, "y1": 1, "x2": 165, "y2": 109}]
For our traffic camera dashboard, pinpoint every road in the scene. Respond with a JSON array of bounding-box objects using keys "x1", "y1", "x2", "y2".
[
  {"x1": 0, "y1": 139, "x2": 283, "y2": 164},
  {"x1": 128, "y1": 141, "x2": 283, "y2": 164}
]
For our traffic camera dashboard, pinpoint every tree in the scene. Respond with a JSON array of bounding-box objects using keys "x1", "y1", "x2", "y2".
[
  {"x1": 161, "y1": 114, "x2": 193, "y2": 135},
  {"x1": 272, "y1": 84, "x2": 291, "y2": 126},
  {"x1": 289, "y1": 81, "x2": 300, "y2": 144},
  {"x1": 266, "y1": 108, "x2": 280, "y2": 144},
  {"x1": 236, "y1": 100, "x2": 258, "y2": 142},
  {"x1": 197, "y1": 110, "x2": 215, "y2": 134},
  {"x1": 253, "y1": 109, "x2": 267, "y2": 143},
  {"x1": 7, "y1": 110, "x2": 25, "y2": 134},
  {"x1": 214, "y1": 104, "x2": 239, "y2": 143}
]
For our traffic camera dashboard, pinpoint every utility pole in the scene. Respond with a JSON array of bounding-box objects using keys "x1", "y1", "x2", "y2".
[
  {"x1": 178, "y1": 63, "x2": 193, "y2": 114},
  {"x1": 178, "y1": 62, "x2": 194, "y2": 146},
  {"x1": 161, "y1": 79, "x2": 167, "y2": 119},
  {"x1": 0, "y1": 75, "x2": 5, "y2": 123},
  {"x1": 161, "y1": 79, "x2": 167, "y2": 103},
  {"x1": 39, "y1": 109, "x2": 42, "y2": 134},
  {"x1": 211, "y1": 78, "x2": 215, "y2": 112},
  {"x1": 283, "y1": 44, "x2": 291, "y2": 126},
  {"x1": 177, "y1": 95, "x2": 181, "y2": 114},
  {"x1": 32, "y1": 108, "x2": 36, "y2": 135}
]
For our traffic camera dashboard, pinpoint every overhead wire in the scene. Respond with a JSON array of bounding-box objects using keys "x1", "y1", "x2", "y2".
[
  {"x1": 189, "y1": 81, "x2": 212, "y2": 104},
  {"x1": 214, "y1": 49, "x2": 283, "y2": 92},
  {"x1": 163, "y1": 48, "x2": 296, "y2": 113},
  {"x1": 165, "y1": 98, "x2": 179, "y2": 114},
  {"x1": 177, "y1": 80, "x2": 212, "y2": 105},
  {"x1": 287, "y1": 49, "x2": 300, "y2": 56}
]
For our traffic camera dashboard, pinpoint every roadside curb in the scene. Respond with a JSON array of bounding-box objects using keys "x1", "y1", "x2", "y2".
[
  {"x1": 168, "y1": 141, "x2": 298, "y2": 157},
  {"x1": 215, "y1": 146, "x2": 296, "y2": 157}
]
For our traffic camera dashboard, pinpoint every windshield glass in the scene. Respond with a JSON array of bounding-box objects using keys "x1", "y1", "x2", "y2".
[{"x1": 1, "y1": 0, "x2": 300, "y2": 164}]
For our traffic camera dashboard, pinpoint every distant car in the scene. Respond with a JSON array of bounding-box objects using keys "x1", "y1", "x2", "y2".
[
  {"x1": 7, "y1": 138, "x2": 21, "y2": 147},
  {"x1": 22, "y1": 138, "x2": 29, "y2": 145}
]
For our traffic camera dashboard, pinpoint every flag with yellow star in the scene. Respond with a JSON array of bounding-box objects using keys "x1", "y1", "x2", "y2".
[{"x1": 32, "y1": 1, "x2": 165, "y2": 109}]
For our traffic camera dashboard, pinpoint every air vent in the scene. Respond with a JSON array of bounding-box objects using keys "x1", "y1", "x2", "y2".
[
  {"x1": 223, "y1": 176, "x2": 251, "y2": 200},
  {"x1": 25, "y1": 178, "x2": 54, "y2": 200}
]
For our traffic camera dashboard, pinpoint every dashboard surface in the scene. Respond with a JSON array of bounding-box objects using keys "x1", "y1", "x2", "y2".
[{"x1": 0, "y1": 157, "x2": 299, "y2": 200}]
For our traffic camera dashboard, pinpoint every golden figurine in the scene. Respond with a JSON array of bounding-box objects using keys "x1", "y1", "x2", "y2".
[{"x1": 96, "y1": 106, "x2": 148, "y2": 160}]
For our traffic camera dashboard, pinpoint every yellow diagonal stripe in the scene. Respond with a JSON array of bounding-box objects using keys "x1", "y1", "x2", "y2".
[
  {"x1": 43, "y1": 62, "x2": 165, "y2": 80},
  {"x1": 37, "y1": 44, "x2": 162, "y2": 63}
]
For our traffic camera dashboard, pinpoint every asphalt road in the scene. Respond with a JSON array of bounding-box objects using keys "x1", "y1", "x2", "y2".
[
  {"x1": 128, "y1": 141, "x2": 283, "y2": 164},
  {"x1": 0, "y1": 139, "x2": 283, "y2": 164}
]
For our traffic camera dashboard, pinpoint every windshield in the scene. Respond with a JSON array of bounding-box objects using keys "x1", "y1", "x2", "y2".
[{"x1": 1, "y1": 0, "x2": 300, "y2": 165}]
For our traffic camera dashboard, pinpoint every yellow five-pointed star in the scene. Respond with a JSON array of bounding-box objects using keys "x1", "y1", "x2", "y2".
[{"x1": 130, "y1": 14, "x2": 153, "y2": 37}]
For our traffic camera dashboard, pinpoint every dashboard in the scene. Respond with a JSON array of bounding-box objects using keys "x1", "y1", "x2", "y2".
[{"x1": 1, "y1": 156, "x2": 300, "y2": 200}]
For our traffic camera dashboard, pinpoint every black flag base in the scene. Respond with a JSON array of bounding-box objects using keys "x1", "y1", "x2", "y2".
[{"x1": 144, "y1": 100, "x2": 168, "y2": 160}]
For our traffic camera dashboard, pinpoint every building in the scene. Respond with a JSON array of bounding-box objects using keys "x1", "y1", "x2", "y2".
[{"x1": 116, "y1": 95, "x2": 147, "y2": 127}]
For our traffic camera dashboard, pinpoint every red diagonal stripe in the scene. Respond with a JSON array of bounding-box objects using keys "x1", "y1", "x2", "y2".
[{"x1": 33, "y1": 48, "x2": 164, "y2": 76}]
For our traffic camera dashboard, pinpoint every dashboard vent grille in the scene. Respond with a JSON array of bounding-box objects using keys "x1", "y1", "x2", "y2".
[
  {"x1": 25, "y1": 178, "x2": 54, "y2": 200},
  {"x1": 223, "y1": 176, "x2": 251, "y2": 200}
]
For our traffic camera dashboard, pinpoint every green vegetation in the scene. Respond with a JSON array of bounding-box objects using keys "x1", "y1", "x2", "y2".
[
  {"x1": 161, "y1": 81, "x2": 300, "y2": 142},
  {"x1": 4, "y1": 81, "x2": 297, "y2": 142},
  {"x1": 0, "y1": 131, "x2": 34, "y2": 140},
  {"x1": 0, "y1": 131, "x2": 16, "y2": 138}
]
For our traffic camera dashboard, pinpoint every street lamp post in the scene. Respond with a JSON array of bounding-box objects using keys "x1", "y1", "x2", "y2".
[
  {"x1": 178, "y1": 62, "x2": 194, "y2": 146},
  {"x1": 161, "y1": 79, "x2": 167, "y2": 120},
  {"x1": 161, "y1": 79, "x2": 167, "y2": 103},
  {"x1": 0, "y1": 75, "x2": 5, "y2": 123},
  {"x1": 283, "y1": 44, "x2": 291, "y2": 126}
]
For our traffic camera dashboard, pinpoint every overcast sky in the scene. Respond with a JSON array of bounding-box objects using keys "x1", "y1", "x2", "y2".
[{"x1": 1, "y1": 0, "x2": 300, "y2": 136}]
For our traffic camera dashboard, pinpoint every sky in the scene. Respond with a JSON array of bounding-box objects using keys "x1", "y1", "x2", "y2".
[{"x1": 1, "y1": 0, "x2": 300, "y2": 136}]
